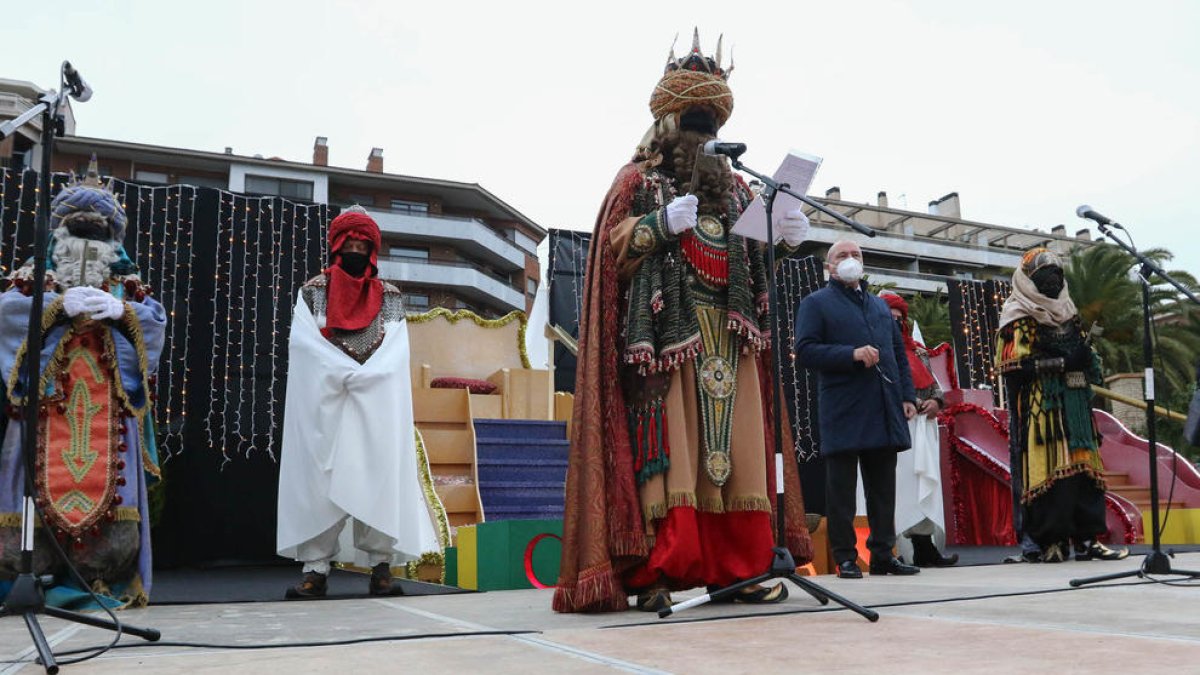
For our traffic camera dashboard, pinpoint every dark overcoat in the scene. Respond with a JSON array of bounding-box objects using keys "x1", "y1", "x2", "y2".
[{"x1": 793, "y1": 279, "x2": 916, "y2": 456}]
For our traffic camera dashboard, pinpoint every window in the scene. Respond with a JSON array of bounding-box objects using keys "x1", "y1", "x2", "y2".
[
  {"x1": 391, "y1": 246, "x2": 429, "y2": 261},
  {"x1": 404, "y1": 293, "x2": 430, "y2": 309},
  {"x1": 509, "y1": 229, "x2": 537, "y2": 254},
  {"x1": 390, "y1": 199, "x2": 428, "y2": 214},
  {"x1": 244, "y1": 174, "x2": 314, "y2": 200},
  {"x1": 135, "y1": 170, "x2": 168, "y2": 184},
  {"x1": 346, "y1": 193, "x2": 374, "y2": 207},
  {"x1": 180, "y1": 174, "x2": 227, "y2": 189},
  {"x1": 526, "y1": 278, "x2": 538, "y2": 299},
  {"x1": 76, "y1": 162, "x2": 113, "y2": 177}
]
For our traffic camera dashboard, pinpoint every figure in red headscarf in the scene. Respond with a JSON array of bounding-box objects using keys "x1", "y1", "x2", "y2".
[
  {"x1": 276, "y1": 206, "x2": 444, "y2": 598},
  {"x1": 880, "y1": 292, "x2": 957, "y2": 567}
]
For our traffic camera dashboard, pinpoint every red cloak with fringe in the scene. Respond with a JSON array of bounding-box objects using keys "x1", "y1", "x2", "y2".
[{"x1": 552, "y1": 162, "x2": 812, "y2": 613}]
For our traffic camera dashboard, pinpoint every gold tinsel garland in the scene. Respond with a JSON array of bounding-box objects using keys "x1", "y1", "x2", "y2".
[{"x1": 406, "y1": 307, "x2": 531, "y2": 369}]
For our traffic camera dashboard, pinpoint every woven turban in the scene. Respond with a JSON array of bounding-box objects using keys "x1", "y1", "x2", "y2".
[
  {"x1": 649, "y1": 69, "x2": 734, "y2": 128},
  {"x1": 1020, "y1": 247, "x2": 1063, "y2": 276},
  {"x1": 51, "y1": 182, "x2": 128, "y2": 242}
]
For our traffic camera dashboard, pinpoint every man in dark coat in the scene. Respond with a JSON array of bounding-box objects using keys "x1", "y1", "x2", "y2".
[{"x1": 794, "y1": 240, "x2": 920, "y2": 578}]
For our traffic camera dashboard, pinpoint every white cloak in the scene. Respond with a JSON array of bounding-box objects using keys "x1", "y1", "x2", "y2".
[
  {"x1": 856, "y1": 415, "x2": 946, "y2": 558},
  {"x1": 276, "y1": 298, "x2": 441, "y2": 564}
]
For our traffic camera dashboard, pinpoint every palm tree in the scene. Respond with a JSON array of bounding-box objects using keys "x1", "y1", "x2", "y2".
[
  {"x1": 908, "y1": 290, "x2": 953, "y2": 348},
  {"x1": 1065, "y1": 243, "x2": 1200, "y2": 394}
]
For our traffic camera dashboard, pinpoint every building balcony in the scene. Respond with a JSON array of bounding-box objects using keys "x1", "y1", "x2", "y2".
[
  {"x1": 805, "y1": 221, "x2": 1027, "y2": 270},
  {"x1": 377, "y1": 257, "x2": 525, "y2": 312},
  {"x1": 863, "y1": 265, "x2": 986, "y2": 294},
  {"x1": 364, "y1": 207, "x2": 527, "y2": 272}
]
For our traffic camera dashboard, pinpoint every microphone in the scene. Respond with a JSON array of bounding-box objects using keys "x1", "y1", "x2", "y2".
[
  {"x1": 61, "y1": 61, "x2": 93, "y2": 102},
  {"x1": 702, "y1": 140, "x2": 747, "y2": 159},
  {"x1": 1076, "y1": 204, "x2": 1122, "y2": 229}
]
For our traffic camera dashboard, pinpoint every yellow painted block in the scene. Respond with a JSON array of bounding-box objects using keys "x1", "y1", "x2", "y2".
[
  {"x1": 457, "y1": 525, "x2": 478, "y2": 590},
  {"x1": 1145, "y1": 508, "x2": 1200, "y2": 545}
]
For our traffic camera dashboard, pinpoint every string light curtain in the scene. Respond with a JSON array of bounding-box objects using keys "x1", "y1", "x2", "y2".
[
  {"x1": 775, "y1": 255, "x2": 826, "y2": 464},
  {"x1": 0, "y1": 168, "x2": 330, "y2": 465},
  {"x1": 947, "y1": 278, "x2": 1012, "y2": 403}
]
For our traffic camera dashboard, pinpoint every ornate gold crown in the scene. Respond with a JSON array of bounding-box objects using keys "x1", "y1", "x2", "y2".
[{"x1": 664, "y1": 28, "x2": 733, "y2": 80}]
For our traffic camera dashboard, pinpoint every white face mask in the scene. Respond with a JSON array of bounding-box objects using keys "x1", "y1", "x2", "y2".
[{"x1": 835, "y1": 257, "x2": 864, "y2": 283}]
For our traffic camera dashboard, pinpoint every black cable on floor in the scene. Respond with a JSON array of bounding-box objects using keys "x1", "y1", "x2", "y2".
[
  {"x1": 600, "y1": 577, "x2": 1160, "y2": 629},
  {"x1": 26, "y1": 629, "x2": 540, "y2": 661}
]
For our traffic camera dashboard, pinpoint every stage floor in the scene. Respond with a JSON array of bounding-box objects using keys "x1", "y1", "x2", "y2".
[{"x1": 4, "y1": 552, "x2": 1200, "y2": 673}]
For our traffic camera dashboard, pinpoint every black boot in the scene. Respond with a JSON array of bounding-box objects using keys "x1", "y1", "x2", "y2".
[{"x1": 910, "y1": 534, "x2": 959, "y2": 568}]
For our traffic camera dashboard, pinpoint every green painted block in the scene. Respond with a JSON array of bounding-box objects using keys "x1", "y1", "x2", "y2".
[
  {"x1": 444, "y1": 546, "x2": 458, "y2": 587},
  {"x1": 474, "y1": 519, "x2": 563, "y2": 591}
]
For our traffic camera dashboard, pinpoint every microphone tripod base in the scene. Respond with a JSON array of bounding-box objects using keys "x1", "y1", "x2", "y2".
[
  {"x1": 1, "y1": 571, "x2": 161, "y2": 673},
  {"x1": 656, "y1": 546, "x2": 880, "y2": 622}
]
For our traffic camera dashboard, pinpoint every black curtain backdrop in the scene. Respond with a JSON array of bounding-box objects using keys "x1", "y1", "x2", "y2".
[
  {"x1": 547, "y1": 229, "x2": 590, "y2": 394},
  {"x1": 1, "y1": 169, "x2": 333, "y2": 566}
]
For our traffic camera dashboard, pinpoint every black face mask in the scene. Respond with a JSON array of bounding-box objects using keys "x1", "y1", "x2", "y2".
[
  {"x1": 67, "y1": 221, "x2": 111, "y2": 241},
  {"x1": 339, "y1": 252, "x2": 370, "y2": 277},
  {"x1": 680, "y1": 107, "x2": 718, "y2": 136},
  {"x1": 1030, "y1": 265, "x2": 1065, "y2": 299}
]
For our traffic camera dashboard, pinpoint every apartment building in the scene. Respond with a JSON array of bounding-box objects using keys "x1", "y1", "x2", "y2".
[
  {"x1": 792, "y1": 188, "x2": 1097, "y2": 293},
  {"x1": 1, "y1": 78, "x2": 543, "y2": 317}
]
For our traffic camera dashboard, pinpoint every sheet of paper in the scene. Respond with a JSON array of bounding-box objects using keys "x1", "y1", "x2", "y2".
[{"x1": 731, "y1": 150, "x2": 823, "y2": 243}]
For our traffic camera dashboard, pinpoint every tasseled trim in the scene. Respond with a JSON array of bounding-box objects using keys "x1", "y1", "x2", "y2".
[
  {"x1": 1023, "y1": 461, "x2": 1108, "y2": 503},
  {"x1": 725, "y1": 495, "x2": 773, "y2": 514},
  {"x1": 642, "y1": 491, "x2": 698, "y2": 523},
  {"x1": 680, "y1": 232, "x2": 729, "y2": 286},
  {"x1": 624, "y1": 342, "x2": 657, "y2": 370},
  {"x1": 652, "y1": 334, "x2": 703, "y2": 374},
  {"x1": 552, "y1": 563, "x2": 629, "y2": 613},
  {"x1": 630, "y1": 400, "x2": 671, "y2": 485},
  {"x1": 625, "y1": 334, "x2": 707, "y2": 375},
  {"x1": 727, "y1": 311, "x2": 768, "y2": 353},
  {"x1": 755, "y1": 291, "x2": 770, "y2": 316}
]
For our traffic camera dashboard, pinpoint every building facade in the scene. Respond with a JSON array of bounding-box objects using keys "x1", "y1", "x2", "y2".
[
  {"x1": 1, "y1": 78, "x2": 543, "y2": 318},
  {"x1": 791, "y1": 187, "x2": 1097, "y2": 294}
]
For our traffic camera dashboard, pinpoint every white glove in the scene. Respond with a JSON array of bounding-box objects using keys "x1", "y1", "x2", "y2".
[
  {"x1": 85, "y1": 293, "x2": 126, "y2": 321},
  {"x1": 62, "y1": 286, "x2": 105, "y2": 318},
  {"x1": 774, "y1": 207, "x2": 810, "y2": 246},
  {"x1": 665, "y1": 194, "x2": 699, "y2": 235}
]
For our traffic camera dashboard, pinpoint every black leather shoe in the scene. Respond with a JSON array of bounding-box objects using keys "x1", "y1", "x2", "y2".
[
  {"x1": 910, "y1": 534, "x2": 960, "y2": 567},
  {"x1": 869, "y1": 557, "x2": 921, "y2": 576},
  {"x1": 835, "y1": 560, "x2": 863, "y2": 579}
]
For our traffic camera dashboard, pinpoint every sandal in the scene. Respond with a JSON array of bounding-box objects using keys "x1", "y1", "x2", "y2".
[
  {"x1": 733, "y1": 582, "x2": 789, "y2": 604},
  {"x1": 635, "y1": 589, "x2": 672, "y2": 612}
]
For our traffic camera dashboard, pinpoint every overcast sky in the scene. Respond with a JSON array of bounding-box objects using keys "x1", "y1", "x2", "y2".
[{"x1": 7, "y1": 0, "x2": 1199, "y2": 277}]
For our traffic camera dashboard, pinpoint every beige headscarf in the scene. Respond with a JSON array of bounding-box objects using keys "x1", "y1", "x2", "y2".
[{"x1": 999, "y1": 248, "x2": 1079, "y2": 328}]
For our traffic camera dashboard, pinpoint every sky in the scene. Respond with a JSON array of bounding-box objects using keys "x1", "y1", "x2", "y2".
[{"x1": 6, "y1": 0, "x2": 1200, "y2": 277}]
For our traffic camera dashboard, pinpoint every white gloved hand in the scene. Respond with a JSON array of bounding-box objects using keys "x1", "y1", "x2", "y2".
[
  {"x1": 84, "y1": 292, "x2": 126, "y2": 321},
  {"x1": 774, "y1": 207, "x2": 811, "y2": 246},
  {"x1": 665, "y1": 194, "x2": 699, "y2": 235},
  {"x1": 62, "y1": 286, "x2": 105, "y2": 318}
]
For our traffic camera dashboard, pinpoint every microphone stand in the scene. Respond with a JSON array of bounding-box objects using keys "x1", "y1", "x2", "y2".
[
  {"x1": 658, "y1": 156, "x2": 878, "y2": 621},
  {"x1": 0, "y1": 63, "x2": 160, "y2": 674},
  {"x1": 1070, "y1": 219, "x2": 1200, "y2": 587}
]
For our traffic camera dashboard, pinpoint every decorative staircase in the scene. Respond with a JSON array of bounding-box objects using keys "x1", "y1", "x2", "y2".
[{"x1": 474, "y1": 419, "x2": 569, "y2": 521}]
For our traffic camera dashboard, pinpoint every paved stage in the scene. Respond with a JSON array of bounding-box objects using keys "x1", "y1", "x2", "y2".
[{"x1": 3, "y1": 552, "x2": 1199, "y2": 673}]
